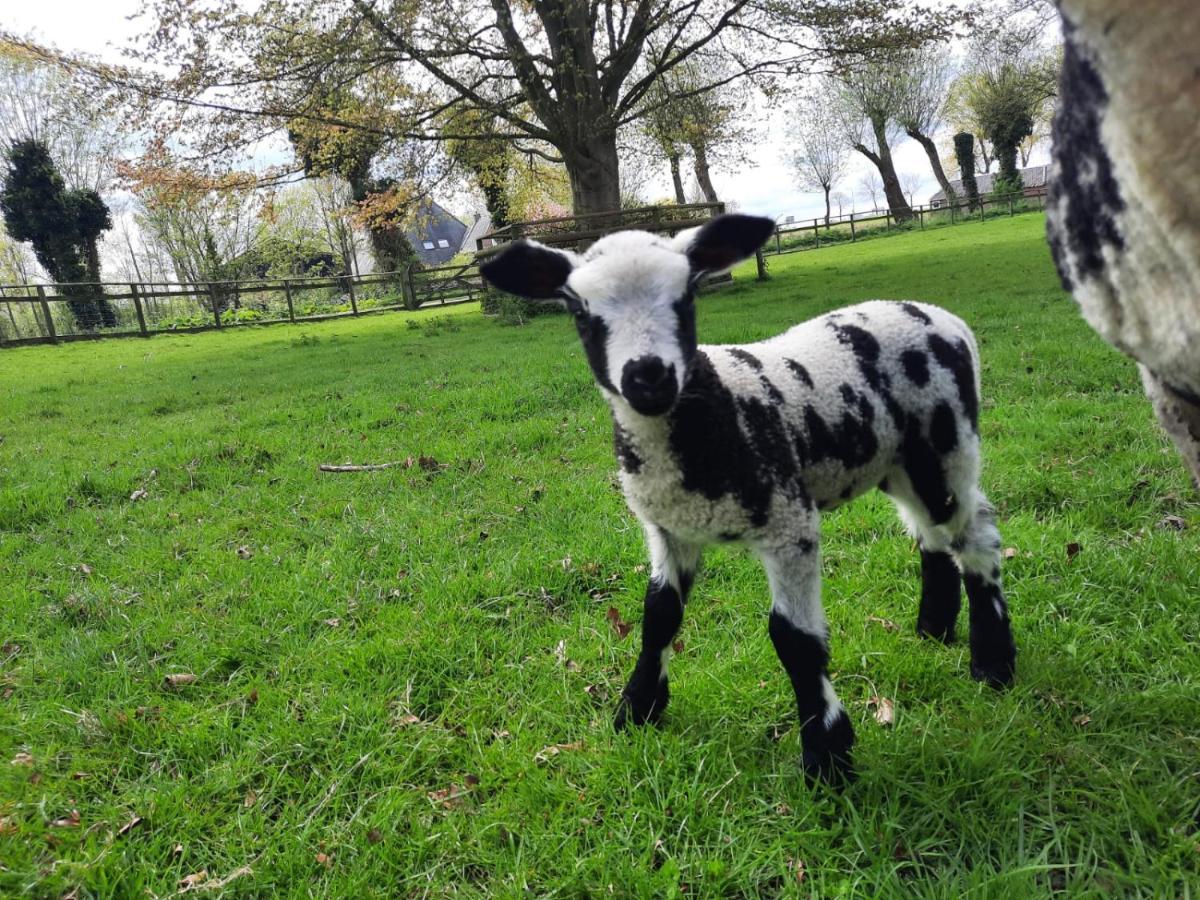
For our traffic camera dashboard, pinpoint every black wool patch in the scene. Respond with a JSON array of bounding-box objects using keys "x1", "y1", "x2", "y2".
[
  {"x1": 1047, "y1": 19, "x2": 1126, "y2": 290},
  {"x1": 759, "y1": 376, "x2": 786, "y2": 404},
  {"x1": 612, "y1": 419, "x2": 643, "y2": 473},
  {"x1": 783, "y1": 358, "x2": 814, "y2": 389},
  {"x1": 928, "y1": 333, "x2": 978, "y2": 429},
  {"x1": 799, "y1": 387, "x2": 878, "y2": 470},
  {"x1": 901, "y1": 350, "x2": 930, "y2": 387},
  {"x1": 900, "y1": 302, "x2": 933, "y2": 326},
  {"x1": 672, "y1": 296, "x2": 698, "y2": 367},
  {"x1": 576, "y1": 312, "x2": 616, "y2": 392},
  {"x1": 669, "y1": 352, "x2": 784, "y2": 527},
  {"x1": 727, "y1": 348, "x2": 763, "y2": 371},
  {"x1": 929, "y1": 401, "x2": 959, "y2": 455},
  {"x1": 737, "y1": 394, "x2": 800, "y2": 495},
  {"x1": 901, "y1": 418, "x2": 957, "y2": 524}
]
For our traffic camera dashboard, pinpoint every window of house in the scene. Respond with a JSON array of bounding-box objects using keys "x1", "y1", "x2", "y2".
[
  {"x1": 437, "y1": 239, "x2": 450, "y2": 248},
  {"x1": 422, "y1": 241, "x2": 435, "y2": 250}
]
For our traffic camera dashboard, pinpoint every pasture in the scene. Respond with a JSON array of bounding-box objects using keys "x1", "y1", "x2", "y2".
[{"x1": 1, "y1": 214, "x2": 1197, "y2": 896}]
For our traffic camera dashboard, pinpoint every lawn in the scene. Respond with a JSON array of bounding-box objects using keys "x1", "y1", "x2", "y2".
[{"x1": 1, "y1": 214, "x2": 1197, "y2": 897}]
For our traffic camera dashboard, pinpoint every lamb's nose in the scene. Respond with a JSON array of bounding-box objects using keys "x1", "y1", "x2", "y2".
[{"x1": 621, "y1": 356, "x2": 677, "y2": 416}]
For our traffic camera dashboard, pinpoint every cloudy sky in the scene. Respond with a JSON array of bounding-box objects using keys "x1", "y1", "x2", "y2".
[{"x1": 4, "y1": 0, "x2": 1050, "y2": 224}]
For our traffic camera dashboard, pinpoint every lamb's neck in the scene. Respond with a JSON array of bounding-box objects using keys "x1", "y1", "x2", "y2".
[{"x1": 607, "y1": 395, "x2": 674, "y2": 464}]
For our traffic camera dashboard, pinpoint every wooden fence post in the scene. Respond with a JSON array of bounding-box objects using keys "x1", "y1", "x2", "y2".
[
  {"x1": 813, "y1": 220, "x2": 819, "y2": 248},
  {"x1": 1009, "y1": 195, "x2": 1015, "y2": 216},
  {"x1": 346, "y1": 275, "x2": 359, "y2": 315},
  {"x1": 283, "y1": 279, "x2": 296, "y2": 322},
  {"x1": 207, "y1": 283, "x2": 222, "y2": 327},
  {"x1": 36, "y1": 285, "x2": 58, "y2": 344},
  {"x1": 951, "y1": 203, "x2": 957, "y2": 225},
  {"x1": 755, "y1": 248, "x2": 769, "y2": 281},
  {"x1": 979, "y1": 198, "x2": 986, "y2": 222},
  {"x1": 775, "y1": 226, "x2": 781, "y2": 255},
  {"x1": 849, "y1": 214, "x2": 856, "y2": 242},
  {"x1": 918, "y1": 207, "x2": 925, "y2": 230},
  {"x1": 130, "y1": 283, "x2": 149, "y2": 336}
]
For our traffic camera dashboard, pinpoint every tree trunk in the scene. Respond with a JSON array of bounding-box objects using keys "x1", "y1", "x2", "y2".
[
  {"x1": 668, "y1": 151, "x2": 686, "y2": 205},
  {"x1": 564, "y1": 134, "x2": 622, "y2": 217},
  {"x1": 690, "y1": 141, "x2": 719, "y2": 204},
  {"x1": 823, "y1": 185, "x2": 831, "y2": 227},
  {"x1": 908, "y1": 128, "x2": 955, "y2": 206},
  {"x1": 83, "y1": 238, "x2": 118, "y2": 327},
  {"x1": 856, "y1": 119, "x2": 913, "y2": 223},
  {"x1": 954, "y1": 133, "x2": 981, "y2": 211}
]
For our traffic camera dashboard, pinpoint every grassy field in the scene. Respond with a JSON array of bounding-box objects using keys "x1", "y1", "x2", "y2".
[{"x1": 1, "y1": 215, "x2": 1198, "y2": 897}]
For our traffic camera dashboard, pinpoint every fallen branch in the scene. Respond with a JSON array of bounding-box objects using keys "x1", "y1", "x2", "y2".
[{"x1": 318, "y1": 461, "x2": 407, "y2": 472}]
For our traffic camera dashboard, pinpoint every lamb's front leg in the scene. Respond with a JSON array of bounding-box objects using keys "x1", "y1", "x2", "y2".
[
  {"x1": 760, "y1": 539, "x2": 856, "y2": 784},
  {"x1": 614, "y1": 525, "x2": 702, "y2": 730}
]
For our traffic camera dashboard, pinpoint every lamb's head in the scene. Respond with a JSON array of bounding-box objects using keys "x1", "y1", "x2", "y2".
[{"x1": 480, "y1": 214, "x2": 774, "y2": 416}]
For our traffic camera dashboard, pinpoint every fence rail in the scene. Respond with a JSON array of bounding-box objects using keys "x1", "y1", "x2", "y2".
[
  {"x1": 479, "y1": 201, "x2": 725, "y2": 251},
  {"x1": 759, "y1": 187, "x2": 1048, "y2": 264},
  {"x1": 0, "y1": 263, "x2": 484, "y2": 348}
]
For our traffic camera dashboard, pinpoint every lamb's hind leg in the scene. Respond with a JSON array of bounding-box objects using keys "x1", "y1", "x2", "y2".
[
  {"x1": 759, "y1": 538, "x2": 855, "y2": 784},
  {"x1": 615, "y1": 525, "x2": 701, "y2": 729},
  {"x1": 951, "y1": 495, "x2": 1016, "y2": 687}
]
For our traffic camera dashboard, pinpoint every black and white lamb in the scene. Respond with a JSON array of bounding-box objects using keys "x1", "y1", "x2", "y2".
[
  {"x1": 481, "y1": 215, "x2": 1017, "y2": 783},
  {"x1": 1048, "y1": 0, "x2": 1200, "y2": 490}
]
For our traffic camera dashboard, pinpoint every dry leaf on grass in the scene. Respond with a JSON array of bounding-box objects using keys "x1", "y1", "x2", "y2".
[
  {"x1": 790, "y1": 857, "x2": 807, "y2": 883},
  {"x1": 243, "y1": 790, "x2": 258, "y2": 808},
  {"x1": 315, "y1": 852, "x2": 332, "y2": 867},
  {"x1": 323, "y1": 617, "x2": 341, "y2": 628},
  {"x1": 606, "y1": 607, "x2": 631, "y2": 639},
  {"x1": 11, "y1": 752, "x2": 33, "y2": 767},
  {"x1": 867, "y1": 616, "x2": 900, "y2": 632},
  {"x1": 79, "y1": 563, "x2": 93, "y2": 576},
  {"x1": 179, "y1": 870, "x2": 208, "y2": 889},
  {"x1": 163, "y1": 673, "x2": 197, "y2": 689},
  {"x1": 535, "y1": 741, "x2": 584, "y2": 763},
  {"x1": 367, "y1": 828, "x2": 383, "y2": 844},
  {"x1": 236, "y1": 545, "x2": 253, "y2": 559},
  {"x1": 1072, "y1": 713, "x2": 1092, "y2": 727},
  {"x1": 1158, "y1": 514, "x2": 1186, "y2": 531},
  {"x1": 116, "y1": 815, "x2": 143, "y2": 837},
  {"x1": 427, "y1": 782, "x2": 474, "y2": 809},
  {"x1": 51, "y1": 810, "x2": 81, "y2": 828},
  {"x1": 1003, "y1": 547, "x2": 1018, "y2": 560},
  {"x1": 129, "y1": 489, "x2": 148, "y2": 502},
  {"x1": 867, "y1": 695, "x2": 895, "y2": 727},
  {"x1": 395, "y1": 713, "x2": 421, "y2": 727},
  {"x1": 0, "y1": 816, "x2": 16, "y2": 835}
]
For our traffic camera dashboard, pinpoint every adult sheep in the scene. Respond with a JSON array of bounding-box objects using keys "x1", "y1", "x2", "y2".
[
  {"x1": 481, "y1": 215, "x2": 1016, "y2": 783},
  {"x1": 1047, "y1": 0, "x2": 1200, "y2": 489}
]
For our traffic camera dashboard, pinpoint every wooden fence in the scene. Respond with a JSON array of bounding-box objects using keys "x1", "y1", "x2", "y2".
[
  {"x1": 0, "y1": 262, "x2": 485, "y2": 348},
  {"x1": 758, "y1": 187, "x2": 1048, "y2": 266},
  {"x1": 478, "y1": 201, "x2": 725, "y2": 252}
]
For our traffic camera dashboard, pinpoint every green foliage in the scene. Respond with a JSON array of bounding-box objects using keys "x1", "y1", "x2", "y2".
[
  {"x1": 0, "y1": 139, "x2": 116, "y2": 329},
  {"x1": 991, "y1": 172, "x2": 1026, "y2": 200},
  {"x1": 1, "y1": 217, "x2": 1197, "y2": 895}
]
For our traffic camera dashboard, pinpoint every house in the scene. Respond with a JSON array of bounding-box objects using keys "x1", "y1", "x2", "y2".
[
  {"x1": 405, "y1": 200, "x2": 468, "y2": 265},
  {"x1": 460, "y1": 211, "x2": 494, "y2": 254},
  {"x1": 928, "y1": 164, "x2": 1053, "y2": 208}
]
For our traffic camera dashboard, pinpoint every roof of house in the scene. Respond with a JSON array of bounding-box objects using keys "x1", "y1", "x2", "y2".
[
  {"x1": 405, "y1": 200, "x2": 468, "y2": 266},
  {"x1": 459, "y1": 211, "x2": 493, "y2": 254},
  {"x1": 928, "y1": 164, "x2": 1054, "y2": 204}
]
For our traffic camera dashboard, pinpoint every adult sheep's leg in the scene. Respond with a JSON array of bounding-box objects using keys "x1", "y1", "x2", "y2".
[
  {"x1": 759, "y1": 538, "x2": 855, "y2": 784},
  {"x1": 614, "y1": 526, "x2": 702, "y2": 730},
  {"x1": 1140, "y1": 365, "x2": 1200, "y2": 491}
]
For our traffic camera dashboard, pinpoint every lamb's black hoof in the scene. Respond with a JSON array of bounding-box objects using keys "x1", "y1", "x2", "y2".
[
  {"x1": 916, "y1": 618, "x2": 956, "y2": 644},
  {"x1": 613, "y1": 680, "x2": 668, "y2": 730},
  {"x1": 802, "y1": 748, "x2": 856, "y2": 788},
  {"x1": 971, "y1": 657, "x2": 1016, "y2": 689}
]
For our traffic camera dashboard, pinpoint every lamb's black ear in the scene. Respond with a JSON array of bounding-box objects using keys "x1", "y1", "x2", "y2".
[
  {"x1": 673, "y1": 214, "x2": 776, "y2": 275},
  {"x1": 479, "y1": 239, "x2": 577, "y2": 300}
]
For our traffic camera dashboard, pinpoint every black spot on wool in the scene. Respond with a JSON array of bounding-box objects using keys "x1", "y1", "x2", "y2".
[
  {"x1": 929, "y1": 401, "x2": 959, "y2": 455},
  {"x1": 928, "y1": 333, "x2": 978, "y2": 429},
  {"x1": 612, "y1": 420, "x2": 642, "y2": 473},
  {"x1": 1047, "y1": 18, "x2": 1126, "y2": 291},
  {"x1": 798, "y1": 386, "x2": 878, "y2": 470},
  {"x1": 672, "y1": 295, "x2": 698, "y2": 367},
  {"x1": 669, "y1": 352, "x2": 793, "y2": 527},
  {"x1": 902, "y1": 417, "x2": 957, "y2": 524},
  {"x1": 783, "y1": 358, "x2": 814, "y2": 389},
  {"x1": 900, "y1": 302, "x2": 933, "y2": 326},
  {"x1": 727, "y1": 348, "x2": 763, "y2": 371},
  {"x1": 901, "y1": 350, "x2": 930, "y2": 387},
  {"x1": 759, "y1": 376, "x2": 785, "y2": 404},
  {"x1": 575, "y1": 312, "x2": 616, "y2": 392}
]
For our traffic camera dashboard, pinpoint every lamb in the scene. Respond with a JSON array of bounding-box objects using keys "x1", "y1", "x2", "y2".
[
  {"x1": 480, "y1": 214, "x2": 1016, "y2": 783},
  {"x1": 1047, "y1": 0, "x2": 1200, "y2": 490}
]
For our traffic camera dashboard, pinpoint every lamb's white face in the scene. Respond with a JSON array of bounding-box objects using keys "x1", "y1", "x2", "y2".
[
  {"x1": 478, "y1": 214, "x2": 776, "y2": 417},
  {"x1": 562, "y1": 232, "x2": 698, "y2": 416}
]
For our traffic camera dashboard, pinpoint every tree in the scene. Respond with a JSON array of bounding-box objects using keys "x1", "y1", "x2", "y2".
[
  {"x1": 788, "y1": 92, "x2": 850, "y2": 225},
  {"x1": 858, "y1": 169, "x2": 883, "y2": 210},
  {"x1": 834, "y1": 61, "x2": 915, "y2": 222},
  {"x1": 640, "y1": 78, "x2": 690, "y2": 204},
  {"x1": 899, "y1": 171, "x2": 924, "y2": 207},
  {"x1": 893, "y1": 46, "x2": 957, "y2": 205},
  {"x1": 953, "y1": 132, "x2": 981, "y2": 210},
  {"x1": 13, "y1": 1, "x2": 959, "y2": 219},
  {"x1": 1, "y1": 140, "x2": 116, "y2": 330}
]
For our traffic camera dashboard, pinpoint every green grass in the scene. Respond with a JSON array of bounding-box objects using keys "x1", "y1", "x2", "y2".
[{"x1": 2, "y1": 215, "x2": 1198, "y2": 896}]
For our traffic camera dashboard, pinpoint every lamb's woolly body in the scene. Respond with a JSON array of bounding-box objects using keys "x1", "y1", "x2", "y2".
[
  {"x1": 1047, "y1": 0, "x2": 1200, "y2": 487},
  {"x1": 479, "y1": 214, "x2": 1017, "y2": 782}
]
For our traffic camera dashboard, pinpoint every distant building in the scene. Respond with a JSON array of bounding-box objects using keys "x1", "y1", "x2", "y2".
[
  {"x1": 928, "y1": 164, "x2": 1053, "y2": 208},
  {"x1": 405, "y1": 200, "x2": 468, "y2": 265},
  {"x1": 460, "y1": 211, "x2": 495, "y2": 254}
]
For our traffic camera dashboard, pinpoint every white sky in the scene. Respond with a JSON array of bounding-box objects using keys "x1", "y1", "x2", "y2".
[{"x1": 3, "y1": 0, "x2": 1051, "y2": 225}]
